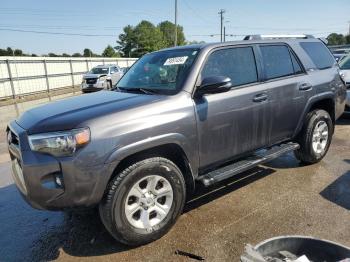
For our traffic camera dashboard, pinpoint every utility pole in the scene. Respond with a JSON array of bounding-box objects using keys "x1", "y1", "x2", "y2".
[
  {"x1": 174, "y1": 0, "x2": 178, "y2": 46},
  {"x1": 218, "y1": 9, "x2": 225, "y2": 42},
  {"x1": 223, "y1": 26, "x2": 226, "y2": 42}
]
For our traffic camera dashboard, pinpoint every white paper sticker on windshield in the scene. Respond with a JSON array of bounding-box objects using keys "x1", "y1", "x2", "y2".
[{"x1": 164, "y1": 56, "x2": 188, "y2": 66}]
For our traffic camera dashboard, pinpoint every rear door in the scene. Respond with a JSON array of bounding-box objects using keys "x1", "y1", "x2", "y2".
[
  {"x1": 195, "y1": 46, "x2": 272, "y2": 168},
  {"x1": 257, "y1": 44, "x2": 314, "y2": 144}
]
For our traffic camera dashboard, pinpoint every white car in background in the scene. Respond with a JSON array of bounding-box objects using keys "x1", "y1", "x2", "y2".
[
  {"x1": 339, "y1": 55, "x2": 350, "y2": 114},
  {"x1": 81, "y1": 65, "x2": 124, "y2": 93}
]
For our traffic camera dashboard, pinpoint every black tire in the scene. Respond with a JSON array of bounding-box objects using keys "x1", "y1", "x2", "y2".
[
  {"x1": 106, "y1": 81, "x2": 112, "y2": 90},
  {"x1": 99, "y1": 157, "x2": 186, "y2": 246},
  {"x1": 294, "y1": 109, "x2": 333, "y2": 164}
]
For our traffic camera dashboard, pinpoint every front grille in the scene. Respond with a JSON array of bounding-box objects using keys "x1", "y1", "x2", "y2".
[
  {"x1": 85, "y1": 78, "x2": 97, "y2": 84},
  {"x1": 7, "y1": 129, "x2": 19, "y2": 146}
]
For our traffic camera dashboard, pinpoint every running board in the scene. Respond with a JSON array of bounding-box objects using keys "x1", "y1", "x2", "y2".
[{"x1": 197, "y1": 142, "x2": 300, "y2": 187}]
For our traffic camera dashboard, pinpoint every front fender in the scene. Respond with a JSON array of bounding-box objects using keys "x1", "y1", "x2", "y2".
[{"x1": 105, "y1": 133, "x2": 198, "y2": 176}]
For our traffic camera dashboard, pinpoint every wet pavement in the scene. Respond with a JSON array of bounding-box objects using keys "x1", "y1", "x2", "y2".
[{"x1": 0, "y1": 93, "x2": 349, "y2": 261}]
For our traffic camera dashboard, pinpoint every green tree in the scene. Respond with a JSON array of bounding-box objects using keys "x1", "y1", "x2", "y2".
[
  {"x1": 116, "y1": 20, "x2": 169, "y2": 57},
  {"x1": 14, "y1": 49, "x2": 23, "y2": 56},
  {"x1": 72, "y1": 52, "x2": 82, "y2": 57},
  {"x1": 102, "y1": 45, "x2": 120, "y2": 57},
  {"x1": 62, "y1": 53, "x2": 70, "y2": 57},
  {"x1": 83, "y1": 48, "x2": 95, "y2": 57},
  {"x1": 133, "y1": 20, "x2": 165, "y2": 57},
  {"x1": 6, "y1": 47, "x2": 13, "y2": 56},
  {"x1": 327, "y1": 33, "x2": 345, "y2": 45},
  {"x1": 345, "y1": 35, "x2": 350, "y2": 44},
  {"x1": 0, "y1": 48, "x2": 7, "y2": 56},
  {"x1": 116, "y1": 25, "x2": 137, "y2": 57},
  {"x1": 158, "y1": 20, "x2": 185, "y2": 47},
  {"x1": 48, "y1": 53, "x2": 58, "y2": 57}
]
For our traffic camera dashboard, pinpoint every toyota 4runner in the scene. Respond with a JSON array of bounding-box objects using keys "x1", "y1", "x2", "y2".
[{"x1": 7, "y1": 35, "x2": 347, "y2": 246}]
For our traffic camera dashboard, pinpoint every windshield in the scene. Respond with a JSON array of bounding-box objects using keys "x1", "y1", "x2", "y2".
[
  {"x1": 117, "y1": 48, "x2": 199, "y2": 94},
  {"x1": 89, "y1": 67, "x2": 109, "y2": 74},
  {"x1": 339, "y1": 55, "x2": 350, "y2": 70}
]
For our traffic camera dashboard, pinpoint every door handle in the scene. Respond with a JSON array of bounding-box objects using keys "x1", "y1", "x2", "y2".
[
  {"x1": 299, "y1": 82, "x2": 313, "y2": 91},
  {"x1": 253, "y1": 93, "x2": 268, "y2": 102}
]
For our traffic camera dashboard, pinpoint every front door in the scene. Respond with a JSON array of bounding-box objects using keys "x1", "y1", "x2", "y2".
[{"x1": 195, "y1": 46, "x2": 271, "y2": 169}]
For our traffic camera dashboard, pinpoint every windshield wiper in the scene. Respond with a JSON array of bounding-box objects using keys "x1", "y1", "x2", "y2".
[{"x1": 117, "y1": 87, "x2": 159, "y2": 95}]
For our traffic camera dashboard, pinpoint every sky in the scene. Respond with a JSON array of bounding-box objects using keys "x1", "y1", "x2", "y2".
[{"x1": 0, "y1": 0, "x2": 349, "y2": 55}]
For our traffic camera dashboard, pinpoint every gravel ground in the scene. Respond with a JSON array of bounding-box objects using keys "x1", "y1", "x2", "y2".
[{"x1": 0, "y1": 93, "x2": 349, "y2": 262}]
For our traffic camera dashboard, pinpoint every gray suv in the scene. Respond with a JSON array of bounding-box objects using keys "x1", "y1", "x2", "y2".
[{"x1": 7, "y1": 36, "x2": 347, "y2": 246}]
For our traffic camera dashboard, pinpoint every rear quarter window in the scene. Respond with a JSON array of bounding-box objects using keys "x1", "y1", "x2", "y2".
[
  {"x1": 300, "y1": 42, "x2": 335, "y2": 70},
  {"x1": 260, "y1": 45, "x2": 295, "y2": 80}
]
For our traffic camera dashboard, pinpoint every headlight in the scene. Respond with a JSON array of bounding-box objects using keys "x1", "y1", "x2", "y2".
[
  {"x1": 28, "y1": 128, "x2": 90, "y2": 157},
  {"x1": 99, "y1": 76, "x2": 107, "y2": 82}
]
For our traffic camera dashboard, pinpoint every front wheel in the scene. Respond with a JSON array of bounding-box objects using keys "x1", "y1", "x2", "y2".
[
  {"x1": 294, "y1": 109, "x2": 333, "y2": 164},
  {"x1": 106, "y1": 81, "x2": 112, "y2": 90},
  {"x1": 99, "y1": 157, "x2": 186, "y2": 246}
]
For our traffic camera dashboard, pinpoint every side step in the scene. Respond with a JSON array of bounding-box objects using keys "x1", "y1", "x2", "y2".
[{"x1": 197, "y1": 142, "x2": 300, "y2": 187}]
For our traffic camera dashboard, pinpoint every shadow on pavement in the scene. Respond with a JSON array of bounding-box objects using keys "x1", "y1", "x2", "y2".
[
  {"x1": 336, "y1": 117, "x2": 350, "y2": 125},
  {"x1": 29, "y1": 210, "x2": 130, "y2": 260},
  {"x1": 0, "y1": 166, "x2": 276, "y2": 261},
  {"x1": 184, "y1": 166, "x2": 275, "y2": 213},
  {"x1": 320, "y1": 160, "x2": 350, "y2": 211}
]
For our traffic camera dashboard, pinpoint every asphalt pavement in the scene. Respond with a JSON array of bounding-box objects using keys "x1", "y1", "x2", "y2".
[{"x1": 0, "y1": 93, "x2": 349, "y2": 261}]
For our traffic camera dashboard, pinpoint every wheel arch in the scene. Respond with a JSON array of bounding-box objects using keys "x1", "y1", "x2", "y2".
[
  {"x1": 293, "y1": 93, "x2": 335, "y2": 137},
  {"x1": 106, "y1": 141, "x2": 196, "y2": 197}
]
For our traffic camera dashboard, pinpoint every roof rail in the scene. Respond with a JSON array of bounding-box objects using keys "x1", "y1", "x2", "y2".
[{"x1": 243, "y1": 34, "x2": 315, "y2": 40}]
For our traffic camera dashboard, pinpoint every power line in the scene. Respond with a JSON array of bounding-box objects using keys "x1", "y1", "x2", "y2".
[{"x1": 0, "y1": 28, "x2": 116, "y2": 37}]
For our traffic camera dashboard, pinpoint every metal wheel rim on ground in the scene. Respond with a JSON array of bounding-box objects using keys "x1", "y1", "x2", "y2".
[
  {"x1": 124, "y1": 175, "x2": 173, "y2": 229},
  {"x1": 312, "y1": 120, "x2": 328, "y2": 154}
]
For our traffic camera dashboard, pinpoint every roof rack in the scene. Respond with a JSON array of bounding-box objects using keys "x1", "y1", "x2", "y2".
[{"x1": 243, "y1": 34, "x2": 315, "y2": 40}]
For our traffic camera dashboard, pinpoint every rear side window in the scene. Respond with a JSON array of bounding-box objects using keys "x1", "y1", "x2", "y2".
[
  {"x1": 300, "y1": 42, "x2": 335, "y2": 70},
  {"x1": 260, "y1": 45, "x2": 295, "y2": 80},
  {"x1": 201, "y1": 47, "x2": 258, "y2": 87}
]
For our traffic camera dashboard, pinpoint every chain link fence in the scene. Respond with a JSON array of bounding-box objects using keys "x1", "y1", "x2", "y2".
[{"x1": 0, "y1": 57, "x2": 137, "y2": 100}]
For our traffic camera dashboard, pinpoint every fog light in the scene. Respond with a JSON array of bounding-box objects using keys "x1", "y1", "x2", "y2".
[{"x1": 55, "y1": 175, "x2": 63, "y2": 187}]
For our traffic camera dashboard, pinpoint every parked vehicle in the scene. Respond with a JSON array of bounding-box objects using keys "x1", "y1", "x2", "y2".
[
  {"x1": 81, "y1": 65, "x2": 123, "y2": 93},
  {"x1": 121, "y1": 66, "x2": 130, "y2": 74},
  {"x1": 7, "y1": 35, "x2": 346, "y2": 246},
  {"x1": 334, "y1": 53, "x2": 345, "y2": 62},
  {"x1": 339, "y1": 55, "x2": 350, "y2": 113}
]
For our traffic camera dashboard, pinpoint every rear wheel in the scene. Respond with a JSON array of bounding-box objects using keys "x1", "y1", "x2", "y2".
[
  {"x1": 99, "y1": 157, "x2": 186, "y2": 246},
  {"x1": 294, "y1": 109, "x2": 333, "y2": 164}
]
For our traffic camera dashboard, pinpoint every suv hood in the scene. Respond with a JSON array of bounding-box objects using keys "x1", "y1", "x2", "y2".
[
  {"x1": 16, "y1": 91, "x2": 162, "y2": 134},
  {"x1": 83, "y1": 73, "x2": 106, "y2": 79}
]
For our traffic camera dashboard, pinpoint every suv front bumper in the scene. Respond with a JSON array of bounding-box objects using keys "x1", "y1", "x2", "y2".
[
  {"x1": 81, "y1": 80, "x2": 107, "y2": 92},
  {"x1": 7, "y1": 121, "x2": 113, "y2": 210}
]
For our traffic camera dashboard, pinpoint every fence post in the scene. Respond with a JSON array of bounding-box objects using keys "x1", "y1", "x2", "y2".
[
  {"x1": 43, "y1": 60, "x2": 50, "y2": 93},
  {"x1": 69, "y1": 60, "x2": 75, "y2": 89},
  {"x1": 6, "y1": 59, "x2": 16, "y2": 99},
  {"x1": 126, "y1": 59, "x2": 129, "y2": 67},
  {"x1": 85, "y1": 59, "x2": 89, "y2": 72}
]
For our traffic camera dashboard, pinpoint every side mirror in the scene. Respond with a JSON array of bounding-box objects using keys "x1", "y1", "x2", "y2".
[{"x1": 196, "y1": 76, "x2": 232, "y2": 97}]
